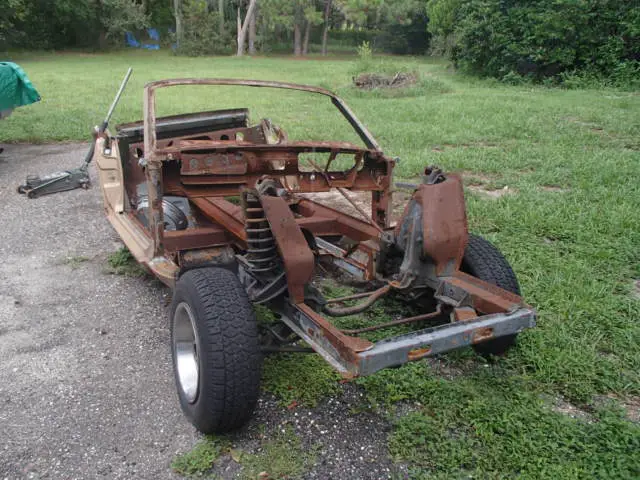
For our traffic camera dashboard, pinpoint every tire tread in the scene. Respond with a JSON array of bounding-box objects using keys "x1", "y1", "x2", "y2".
[
  {"x1": 171, "y1": 267, "x2": 262, "y2": 433},
  {"x1": 462, "y1": 234, "x2": 521, "y2": 356}
]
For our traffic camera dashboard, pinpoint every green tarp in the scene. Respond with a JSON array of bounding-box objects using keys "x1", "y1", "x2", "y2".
[{"x1": 0, "y1": 62, "x2": 41, "y2": 111}]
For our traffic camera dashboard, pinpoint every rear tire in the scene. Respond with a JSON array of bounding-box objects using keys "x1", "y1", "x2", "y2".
[
  {"x1": 170, "y1": 267, "x2": 262, "y2": 433},
  {"x1": 461, "y1": 234, "x2": 521, "y2": 357}
]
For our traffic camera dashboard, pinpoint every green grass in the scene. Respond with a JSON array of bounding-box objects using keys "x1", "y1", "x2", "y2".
[
  {"x1": 4, "y1": 50, "x2": 640, "y2": 477},
  {"x1": 171, "y1": 436, "x2": 228, "y2": 477},
  {"x1": 105, "y1": 247, "x2": 147, "y2": 277},
  {"x1": 60, "y1": 255, "x2": 90, "y2": 269},
  {"x1": 237, "y1": 427, "x2": 316, "y2": 480},
  {"x1": 261, "y1": 353, "x2": 341, "y2": 408}
]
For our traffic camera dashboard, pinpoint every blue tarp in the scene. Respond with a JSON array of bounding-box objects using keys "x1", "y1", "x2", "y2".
[
  {"x1": 125, "y1": 31, "x2": 141, "y2": 48},
  {"x1": 126, "y1": 30, "x2": 160, "y2": 50}
]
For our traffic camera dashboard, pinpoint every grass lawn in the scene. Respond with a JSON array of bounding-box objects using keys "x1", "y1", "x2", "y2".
[{"x1": 3, "y1": 50, "x2": 639, "y2": 477}]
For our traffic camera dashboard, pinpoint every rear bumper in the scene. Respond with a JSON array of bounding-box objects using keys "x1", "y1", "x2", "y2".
[{"x1": 279, "y1": 303, "x2": 536, "y2": 377}]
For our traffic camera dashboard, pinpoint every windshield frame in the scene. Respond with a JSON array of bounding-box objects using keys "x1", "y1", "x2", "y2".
[{"x1": 142, "y1": 78, "x2": 381, "y2": 162}]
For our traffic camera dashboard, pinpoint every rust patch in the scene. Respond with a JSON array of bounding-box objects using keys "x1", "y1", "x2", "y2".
[
  {"x1": 408, "y1": 345, "x2": 432, "y2": 361},
  {"x1": 453, "y1": 307, "x2": 477, "y2": 322},
  {"x1": 471, "y1": 327, "x2": 494, "y2": 344}
]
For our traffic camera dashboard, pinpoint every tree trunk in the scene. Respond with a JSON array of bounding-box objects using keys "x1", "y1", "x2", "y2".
[
  {"x1": 236, "y1": 0, "x2": 258, "y2": 56},
  {"x1": 98, "y1": 30, "x2": 108, "y2": 50},
  {"x1": 293, "y1": 22, "x2": 302, "y2": 56},
  {"x1": 218, "y1": 0, "x2": 225, "y2": 35},
  {"x1": 173, "y1": 0, "x2": 183, "y2": 49},
  {"x1": 95, "y1": 0, "x2": 107, "y2": 49},
  {"x1": 321, "y1": 0, "x2": 332, "y2": 56},
  {"x1": 248, "y1": 6, "x2": 257, "y2": 55},
  {"x1": 302, "y1": 20, "x2": 310, "y2": 56}
]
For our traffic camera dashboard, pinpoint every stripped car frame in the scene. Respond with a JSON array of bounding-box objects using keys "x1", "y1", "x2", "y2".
[{"x1": 95, "y1": 78, "x2": 535, "y2": 430}]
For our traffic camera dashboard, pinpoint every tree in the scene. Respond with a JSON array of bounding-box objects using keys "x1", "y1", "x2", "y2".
[
  {"x1": 173, "y1": 0, "x2": 183, "y2": 48},
  {"x1": 302, "y1": 2, "x2": 323, "y2": 55},
  {"x1": 258, "y1": 0, "x2": 323, "y2": 55},
  {"x1": 218, "y1": 0, "x2": 225, "y2": 35},
  {"x1": 426, "y1": 0, "x2": 463, "y2": 54},
  {"x1": 236, "y1": 0, "x2": 258, "y2": 56},
  {"x1": 248, "y1": 5, "x2": 257, "y2": 55},
  {"x1": 101, "y1": 0, "x2": 149, "y2": 43},
  {"x1": 321, "y1": 0, "x2": 332, "y2": 55},
  {"x1": 337, "y1": 0, "x2": 423, "y2": 28}
]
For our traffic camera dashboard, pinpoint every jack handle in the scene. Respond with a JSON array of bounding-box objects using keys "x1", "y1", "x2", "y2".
[{"x1": 81, "y1": 67, "x2": 133, "y2": 171}]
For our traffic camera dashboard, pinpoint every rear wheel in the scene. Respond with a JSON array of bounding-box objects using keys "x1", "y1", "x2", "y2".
[
  {"x1": 170, "y1": 267, "x2": 262, "y2": 433},
  {"x1": 461, "y1": 234, "x2": 521, "y2": 357}
]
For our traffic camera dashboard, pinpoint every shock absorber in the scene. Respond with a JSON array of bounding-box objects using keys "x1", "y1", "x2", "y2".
[{"x1": 243, "y1": 190, "x2": 278, "y2": 274}]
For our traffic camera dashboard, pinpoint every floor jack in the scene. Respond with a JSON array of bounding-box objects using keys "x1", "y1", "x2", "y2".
[{"x1": 17, "y1": 68, "x2": 132, "y2": 199}]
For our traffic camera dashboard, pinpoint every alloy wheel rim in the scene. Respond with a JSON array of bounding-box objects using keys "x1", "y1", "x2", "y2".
[{"x1": 173, "y1": 302, "x2": 200, "y2": 404}]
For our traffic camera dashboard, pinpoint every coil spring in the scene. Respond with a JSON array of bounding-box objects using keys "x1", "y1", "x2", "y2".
[{"x1": 244, "y1": 191, "x2": 278, "y2": 273}]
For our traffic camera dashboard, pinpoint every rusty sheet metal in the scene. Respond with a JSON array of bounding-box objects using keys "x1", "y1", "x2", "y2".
[
  {"x1": 314, "y1": 237, "x2": 373, "y2": 281},
  {"x1": 180, "y1": 246, "x2": 235, "y2": 270},
  {"x1": 163, "y1": 226, "x2": 230, "y2": 252},
  {"x1": 414, "y1": 175, "x2": 468, "y2": 275},
  {"x1": 356, "y1": 307, "x2": 535, "y2": 376},
  {"x1": 296, "y1": 303, "x2": 373, "y2": 355},
  {"x1": 181, "y1": 170, "x2": 386, "y2": 193},
  {"x1": 453, "y1": 306, "x2": 478, "y2": 322},
  {"x1": 181, "y1": 152, "x2": 249, "y2": 175},
  {"x1": 296, "y1": 198, "x2": 382, "y2": 242},
  {"x1": 144, "y1": 161, "x2": 165, "y2": 257},
  {"x1": 177, "y1": 140, "x2": 369, "y2": 154},
  {"x1": 259, "y1": 193, "x2": 315, "y2": 303},
  {"x1": 446, "y1": 271, "x2": 524, "y2": 314},
  {"x1": 295, "y1": 216, "x2": 339, "y2": 236},
  {"x1": 189, "y1": 197, "x2": 247, "y2": 243},
  {"x1": 147, "y1": 256, "x2": 179, "y2": 287},
  {"x1": 472, "y1": 327, "x2": 494, "y2": 343},
  {"x1": 281, "y1": 302, "x2": 534, "y2": 377}
]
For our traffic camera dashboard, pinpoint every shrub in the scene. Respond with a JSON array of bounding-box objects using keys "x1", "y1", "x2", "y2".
[
  {"x1": 175, "y1": 0, "x2": 233, "y2": 56},
  {"x1": 434, "y1": 0, "x2": 640, "y2": 87}
]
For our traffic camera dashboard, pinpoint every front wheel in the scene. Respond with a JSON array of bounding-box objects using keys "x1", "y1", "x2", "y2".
[
  {"x1": 461, "y1": 234, "x2": 522, "y2": 357},
  {"x1": 170, "y1": 267, "x2": 262, "y2": 433}
]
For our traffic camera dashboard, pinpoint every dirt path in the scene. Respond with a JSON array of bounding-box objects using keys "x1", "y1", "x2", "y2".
[{"x1": 0, "y1": 144, "x2": 402, "y2": 480}]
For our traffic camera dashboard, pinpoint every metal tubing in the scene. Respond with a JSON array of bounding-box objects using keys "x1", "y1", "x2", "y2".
[
  {"x1": 325, "y1": 290, "x2": 384, "y2": 304},
  {"x1": 340, "y1": 306, "x2": 443, "y2": 335},
  {"x1": 323, "y1": 284, "x2": 391, "y2": 317}
]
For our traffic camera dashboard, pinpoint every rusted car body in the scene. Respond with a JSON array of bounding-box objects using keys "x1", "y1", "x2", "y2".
[{"x1": 94, "y1": 79, "x2": 535, "y2": 432}]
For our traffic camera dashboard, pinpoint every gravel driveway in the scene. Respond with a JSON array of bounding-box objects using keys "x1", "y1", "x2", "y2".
[{"x1": 0, "y1": 144, "x2": 400, "y2": 480}]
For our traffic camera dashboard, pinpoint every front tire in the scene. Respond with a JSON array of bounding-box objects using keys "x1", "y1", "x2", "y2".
[
  {"x1": 170, "y1": 267, "x2": 262, "y2": 433},
  {"x1": 461, "y1": 234, "x2": 521, "y2": 357}
]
